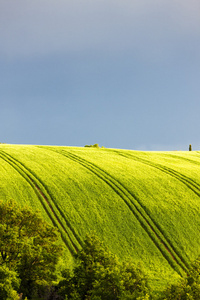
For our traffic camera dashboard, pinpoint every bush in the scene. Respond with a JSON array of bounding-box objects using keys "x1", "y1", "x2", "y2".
[
  {"x1": 0, "y1": 266, "x2": 20, "y2": 300},
  {"x1": 162, "y1": 256, "x2": 200, "y2": 299},
  {"x1": 84, "y1": 144, "x2": 100, "y2": 148},
  {"x1": 57, "y1": 234, "x2": 150, "y2": 300},
  {"x1": 0, "y1": 200, "x2": 63, "y2": 300}
]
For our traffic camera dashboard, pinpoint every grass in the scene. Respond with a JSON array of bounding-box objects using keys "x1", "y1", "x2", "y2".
[{"x1": 1, "y1": 144, "x2": 200, "y2": 294}]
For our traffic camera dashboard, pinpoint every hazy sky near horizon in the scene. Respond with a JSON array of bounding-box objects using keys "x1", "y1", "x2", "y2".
[{"x1": 1, "y1": 0, "x2": 200, "y2": 150}]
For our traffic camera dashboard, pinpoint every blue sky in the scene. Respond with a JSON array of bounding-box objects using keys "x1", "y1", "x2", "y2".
[{"x1": 1, "y1": 0, "x2": 200, "y2": 150}]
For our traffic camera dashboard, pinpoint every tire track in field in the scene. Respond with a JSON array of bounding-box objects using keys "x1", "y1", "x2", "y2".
[
  {"x1": 160, "y1": 153, "x2": 200, "y2": 183},
  {"x1": 44, "y1": 147, "x2": 188, "y2": 275},
  {"x1": 115, "y1": 150, "x2": 200, "y2": 200},
  {"x1": 111, "y1": 150, "x2": 200, "y2": 267},
  {"x1": 162, "y1": 152, "x2": 200, "y2": 167},
  {"x1": 0, "y1": 149, "x2": 82, "y2": 254}
]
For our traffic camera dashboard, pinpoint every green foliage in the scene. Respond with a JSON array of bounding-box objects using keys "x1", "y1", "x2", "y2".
[
  {"x1": 58, "y1": 234, "x2": 150, "y2": 300},
  {"x1": 0, "y1": 199, "x2": 63, "y2": 299},
  {"x1": 1, "y1": 144, "x2": 200, "y2": 293},
  {"x1": 0, "y1": 266, "x2": 20, "y2": 300},
  {"x1": 84, "y1": 144, "x2": 100, "y2": 148},
  {"x1": 162, "y1": 256, "x2": 200, "y2": 299}
]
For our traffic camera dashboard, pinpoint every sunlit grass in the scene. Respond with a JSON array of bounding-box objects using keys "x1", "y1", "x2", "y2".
[{"x1": 0, "y1": 144, "x2": 200, "y2": 293}]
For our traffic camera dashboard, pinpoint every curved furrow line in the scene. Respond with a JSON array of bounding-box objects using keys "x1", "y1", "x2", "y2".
[
  {"x1": 0, "y1": 150, "x2": 72, "y2": 251},
  {"x1": 115, "y1": 150, "x2": 200, "y2": 198},
  {"x1": 67, "y1": 151, "x2": 190, "y2": 273},
  {"x1": 160, "y1": 153, "x2": 200, "y2": 188},
  {"x1": 110, "y1": 150, "x2": 200, "y2": 267},
  {"x1": 33, "y1": 146, "x2": 86, "y2": 249},
  {"x1": 161, "y1": 153, "x2": 200, "y2": 168},
  {"x1": 0, "y1": 149, "x2": 78, "y2": 254},
  {"x1": 0, "y1": 149, "x2": 81, "y2": 254},
  {"x1": 45, "y1": 147, "x2": 188, "y2": 275}
]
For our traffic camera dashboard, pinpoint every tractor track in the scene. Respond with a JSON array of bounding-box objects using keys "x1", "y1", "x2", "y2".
[
  {"x1": 109, "y1": 149, "x2": 200, "y2": 266},
  {"x1": 42, "y1": 147, "x2": 189, "y2": 275},
  {"x1": 114, "y1": 150, "x2": 200, "y2": 200},
  {"x1": 0, "y1": 149, "x2": 82, "y2": 254}
]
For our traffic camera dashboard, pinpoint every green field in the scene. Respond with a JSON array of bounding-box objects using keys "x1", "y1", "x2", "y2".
[{"x1": 1, "y1": 144, "x2": 200, "y2": 293}]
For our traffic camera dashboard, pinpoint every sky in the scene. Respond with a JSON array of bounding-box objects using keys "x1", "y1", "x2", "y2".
[{"x1": 0, "y1": 0, "x2": 200, "y2": 151}]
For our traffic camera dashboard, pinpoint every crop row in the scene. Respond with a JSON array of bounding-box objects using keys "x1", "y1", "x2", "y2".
[
  {"x1": 42, "y1": 147, "x2": 188, "y2": 276},
  {"x1": 0, "y1": 149, "x2": 82, "y2": 255},
  {"x1": 111, "y1": 150, "x2": 200, "y2": 265},
  {"x1": 115, "y1": 150, "x2": 200, "y2": 199}
]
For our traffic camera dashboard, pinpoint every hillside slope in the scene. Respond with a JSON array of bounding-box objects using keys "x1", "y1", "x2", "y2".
[{"x1": 1, "y1": 144, "x2": 200, "y2": 292}]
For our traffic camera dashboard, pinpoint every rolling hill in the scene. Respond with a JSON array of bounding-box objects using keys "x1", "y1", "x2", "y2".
[{"x1": 1, "y1": 144, "x2": 200, "y2": 293}]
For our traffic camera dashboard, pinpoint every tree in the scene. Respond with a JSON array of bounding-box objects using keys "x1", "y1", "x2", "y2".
[
  {"x1": 0, "y1": 200, "x2": 63, "y2": 299},
  {"x1": 0, "y1": 266, "x2": 20, "y2": 300},
  {"x1": 162, "y1": 256, "x2": 200, "y2": 300},
  {"x1": 57, "y1": 234, "x2": 150, "y2": 300}
]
